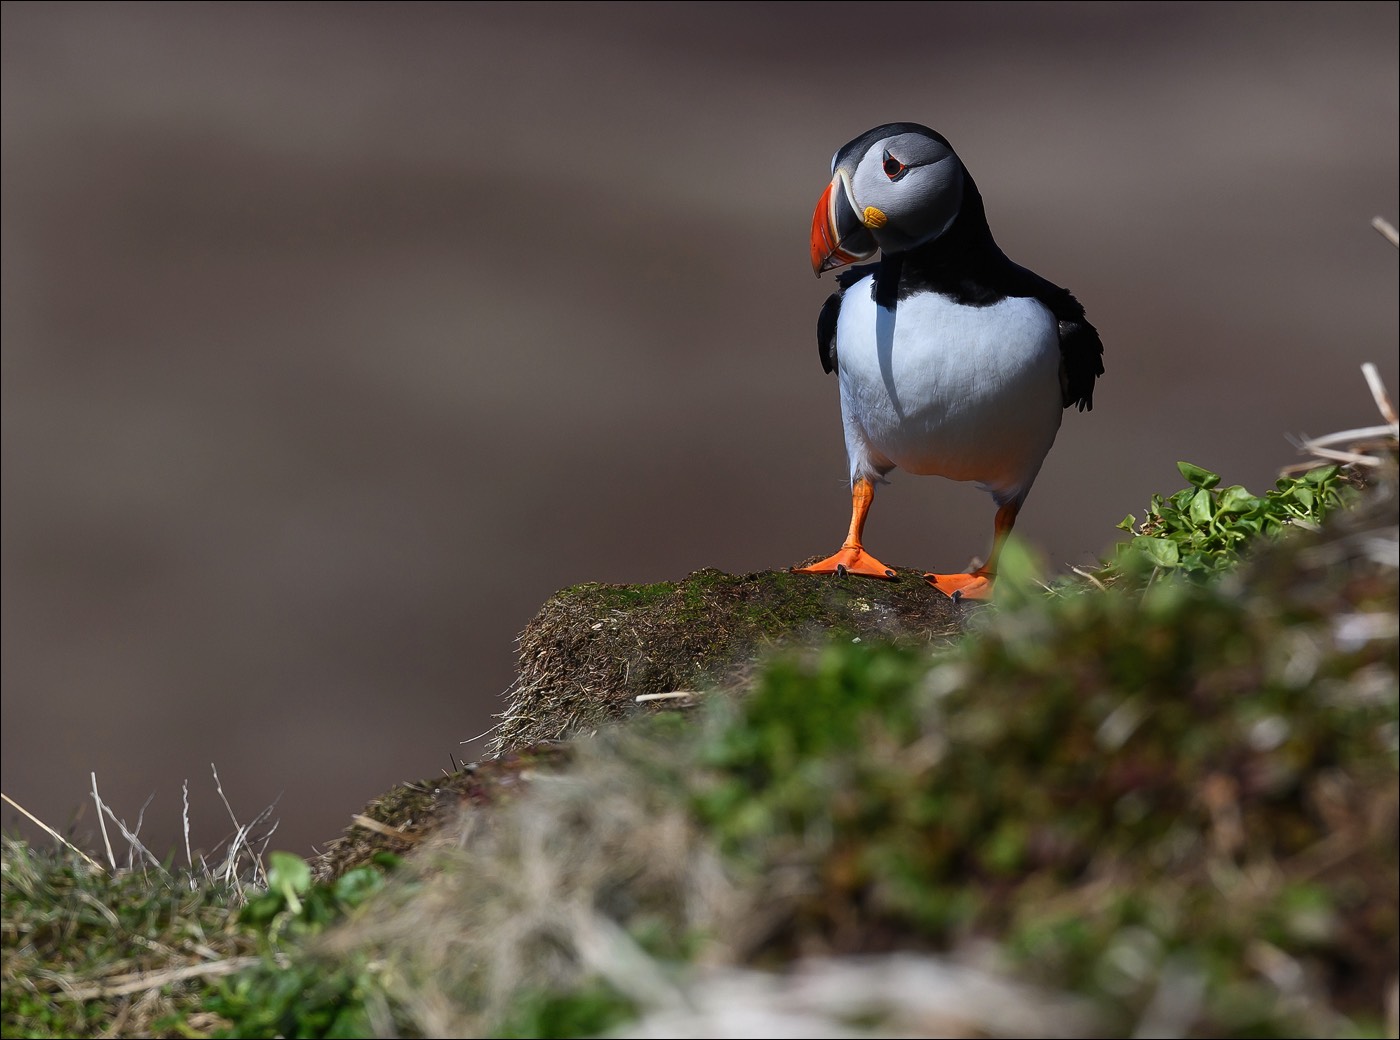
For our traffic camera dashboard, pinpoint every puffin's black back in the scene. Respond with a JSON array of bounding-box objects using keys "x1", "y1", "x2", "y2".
[{"x1": 815, "y1": 141, "x2": 1104, "y2": 411}]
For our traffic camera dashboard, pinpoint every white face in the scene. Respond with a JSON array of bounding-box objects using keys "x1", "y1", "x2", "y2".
[{"x1": 846, "y1": 132, "x2": 965, "y2": 254}]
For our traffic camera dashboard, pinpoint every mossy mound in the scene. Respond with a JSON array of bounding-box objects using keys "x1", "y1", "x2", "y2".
[
  {"x1": 330, "y1": 476, "x2": 1397, "y2": 1038},
  {"x1": 315, "y1": 566, "x2": 970, "y2": 879},
  {"x1": 489, "y1": 565, "x2": 976, "y2": 756}
]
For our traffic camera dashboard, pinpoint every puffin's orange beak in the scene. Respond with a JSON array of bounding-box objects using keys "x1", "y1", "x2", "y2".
[{"x1": 811, "y1": 175, "x2": 878, "y2": 276}]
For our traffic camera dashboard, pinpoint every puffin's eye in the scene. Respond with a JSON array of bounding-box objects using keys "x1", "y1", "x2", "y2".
[{"x1": 882, "y1": 151, "x2": 907, "y2": 180}]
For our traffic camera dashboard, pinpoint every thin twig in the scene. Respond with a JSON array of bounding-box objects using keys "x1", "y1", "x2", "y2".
[
  {"x1": 90, "y1": 774, "x2": 117, "y2": 873},
  {"x1": 0, "y1": 792, "x2": 105, "y2": 872},
  {"x1": 352, "y1": 814, "x2": 421, "y2": 842},
  {"x1": 1070, "y1": 566, "x2": 1108, "y2": 591},
  {"x1": 181, "y1": 780, "x2": 193, "y2": 877},
  {"x1": 1303, "y1": 423, "x2": 1398, "y2": 448},
  {"x1": 221, "y1": 821, "x2": 252, "y2": 887},
  {"x1": 460, "y1": 719, "x2": 504, "y2": 745},
  {"x1": 251, "y1": 817, "x2": 280, "y2": 865},
  {"x1": 55, "y1": 956, "x2": 260, "y2": 1002},
  {"x1": 1371, "y1": 215, "x2": 1399, "y2": 248},
  {"x1": 94, "y1": 799, "x2": 164, "y2": 873},
  {"x1": 635, "y1": 691, "x2": 700, "y2": 703},
  {"x1": 209, "y1": 764, "x2": 271, "y2": 889},
  {"x1": 209, "y1": 764, "x2": 242, "y2": 840},
  {"x1": 1287, "y1": 365, "x2": 1398, "y2": 472},
  {"x1": 129, "y1": 793, "x2": 156, "y2": 872},
  {"x1": 1362, "y1": 362, "x2": 1398, "y2": 426},
  {"x1": 1303, "y1": 445, "x2": 1392, "y2": 467}
]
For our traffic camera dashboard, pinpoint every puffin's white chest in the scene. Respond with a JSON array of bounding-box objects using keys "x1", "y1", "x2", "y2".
[{"x1": 835, "y1": 277, "x2": 1063, "y2": 500}]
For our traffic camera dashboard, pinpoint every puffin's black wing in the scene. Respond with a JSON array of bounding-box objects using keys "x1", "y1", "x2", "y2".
[
  {"x1": 887, "y1": 176, "x2": 1105, "y2": 411},
  {"x1": 817, "y1": 292, "x2": 840, "y2": 374},
  {"x1": 1055, "y1": 308, "x2": 1104, "y2": 413},
  {"x1": 1000, "y1": 261, "x2": 1104, "y2": 412},
  {"x1": 816, "y1": 263, "x2": 878, "y2": 375}
]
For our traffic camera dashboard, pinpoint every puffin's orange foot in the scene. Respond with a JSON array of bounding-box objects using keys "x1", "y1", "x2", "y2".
[
  {"x1": 924, "y1": 571, "x2": 994, "y2": 601},
  {"x1": 793, "y1": 546, "x2": 897, "y2": 579}
]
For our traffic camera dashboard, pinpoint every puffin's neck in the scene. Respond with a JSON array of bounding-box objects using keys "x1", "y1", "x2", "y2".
[{"x1": 872, "y1": 176, "x2": 1003, "y2": 308}]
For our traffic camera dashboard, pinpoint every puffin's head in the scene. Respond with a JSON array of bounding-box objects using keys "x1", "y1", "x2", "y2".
[{"x1": 810, "y1": 122, "x2": 966, "y2": 275}]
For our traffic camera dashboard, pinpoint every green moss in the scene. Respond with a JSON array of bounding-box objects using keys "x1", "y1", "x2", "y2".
[
  {"x1": 559, "y1": 579, "x2": 677, "y2": 612},
  {"x1": 491, "y1": 565, "x2": 970, "y2": 755}
]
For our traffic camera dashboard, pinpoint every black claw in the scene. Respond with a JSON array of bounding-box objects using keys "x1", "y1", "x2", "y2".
[
  {"x1": 884, "y1": 569, "x2": 895, "y2": 578},
  {"x1": 951, "y1": 589, "x2": 963, "y2": 603},
  {"x1": 836, "y1": 563, "x2": 848, "y2": 577}
]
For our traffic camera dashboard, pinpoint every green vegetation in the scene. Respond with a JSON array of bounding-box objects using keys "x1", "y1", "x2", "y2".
[
  {"x1": 1104, "y1": 461, "x2": 1355, "y2": 580},
  {"x1": 4, "y1": 454, "x2": 1395, "y2": 1037},
  {"x1": 316, "y1": 455, "x2": 1398, "y2": 1036},
  {"x1": 1, "y1": 841, "x2": 399, "y2": 1038},
  {"x1": 2, "y1": 839, "x2": 250, "y2": 1038},
  {"x1": 684, "y1": 579, "x2": 1394, "y2": 1033},
  {"x1": 204, "y1": 851, "x2": 400, "y2": 1038}
]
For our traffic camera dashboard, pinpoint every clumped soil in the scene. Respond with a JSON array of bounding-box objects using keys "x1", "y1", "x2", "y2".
[
  {"x1": 317, "y1": 566, "x2": 973, "y2": 877},
  {"x1": 312, "y1": 745, "x2": 569, "y2": 881},
  {"x1": 489, "y1": 565, "x2": 976, "y2": 757}
]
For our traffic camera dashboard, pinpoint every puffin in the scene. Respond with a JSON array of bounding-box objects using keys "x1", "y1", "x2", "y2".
[{"x1": 795, "y1": 122, "x2": 1104, "y2": 600}]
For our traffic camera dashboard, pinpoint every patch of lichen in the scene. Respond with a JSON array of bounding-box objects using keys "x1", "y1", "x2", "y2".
[{"x1": 489, "y1": 565, "x2": 975, "y2": 756}]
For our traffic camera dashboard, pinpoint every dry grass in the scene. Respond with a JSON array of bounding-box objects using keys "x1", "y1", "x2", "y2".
[
  {"x1": 1, "y1": 770, "x2": 276, "y2": 1038},
  {"x1": 321, "y1": 733, "x2": 750, "y2": 1036}
]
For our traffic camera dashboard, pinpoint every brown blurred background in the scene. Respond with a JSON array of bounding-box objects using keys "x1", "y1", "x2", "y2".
[{"x1": 3, "y1": 2, "x2": 1396, "y2": 859}]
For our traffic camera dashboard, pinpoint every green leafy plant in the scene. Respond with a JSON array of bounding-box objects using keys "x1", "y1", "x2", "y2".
[
  {"x1": 1106, "y1": 461, "x2": 1354, "y2": 580},
  {"x1": 494, "y1": 981, "x2": 637, "y2": 1039},
  {"x1": 239, "y1": 850, "x2": 397, "y2": 935},
  {"x1": 207, "y1": 852, "x2": 402, "y2": 1039}
]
